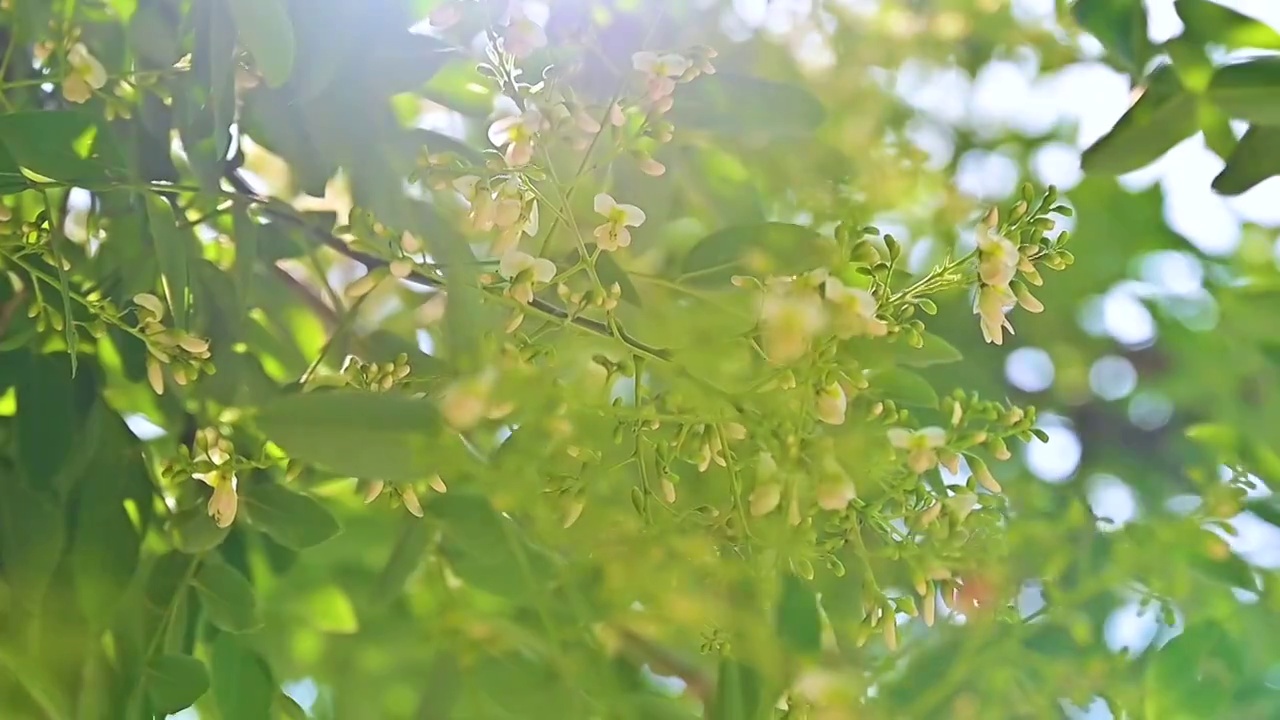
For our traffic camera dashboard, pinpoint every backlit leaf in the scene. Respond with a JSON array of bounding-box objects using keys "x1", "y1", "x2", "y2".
[
  {"x1": 1082, "y1": 64, "x2": 1198, "y2": 175},
  {"x1": 194, "y1": 558, "x2": 261, "y2": 633},
  {"x1": 240, "y1": 481, "x2": 342, "y2": 550},
  {"x1": 146, "y1": 654, "x2": 209, "y2": 715},
  {"x1": 212, "y1": 633, "x2": 274, "y2": 720},
  {"x1": 254, "y1": 390, "x2": 444, "y2": 482},
  {"x1": 227, "y1": 0, "x2": 295, "y2": 87},
  {"x1": 1207, "y1": 56, "x2": 1280, "y2": 124}
]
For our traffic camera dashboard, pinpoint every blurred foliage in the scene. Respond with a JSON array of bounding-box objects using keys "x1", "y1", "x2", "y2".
[{"x1": 1, "y1": 0, "x2": 1280, "y2": 719}]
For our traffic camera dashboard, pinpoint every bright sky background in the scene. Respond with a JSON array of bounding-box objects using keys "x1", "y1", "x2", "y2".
[{"x1": 172, "y1": 2, "x2": 1280, "y2": 717}]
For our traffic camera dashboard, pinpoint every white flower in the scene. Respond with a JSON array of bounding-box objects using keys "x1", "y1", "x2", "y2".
[
  {"x1": 816, "y1": 381, "x2": 847, "y2": 425},
  {"x1": 499, "y1": 249, "x2": 556, "y2": 304},
  {"x1": 492, "y1": 182, "x2": 524, "y2": 229},
  {"x1": 504, "y1": 13, "x2": 547, "y2": 58},
  {"x1": 632, "y1": 51, "x2": 692, "y2": 100},
  {"x1": 888, "y1": 426, "x2": 948, "y2": 475},
  {"x1": 977, "y1": 229, "x2": 1019, "y2": 288},
  {"x1": 440, "y1": 372, "x2": 497, "y2": 431},
  {"x1": 62, "y1": 43, "x2": 107, "y2": 104},
  {"x1": 974, "y1": 283, "x2": 1017, "y2": 345},
  {"x1": 592, "y1": 193, "x2": 646, "y2": 251},
  {"x1": 454, "y1": 175, "x2": 498, "y2": 232},
  {"x1": 488, "y1": 108, "x2": 543, "y2": 167},
  {"x1": 134, "y1": 292, "x2": 166, "y2": 321},
  {"x1": 817, "y1": 476, "x2": 857, "y2": 511},
  {"x1": 758, "y1": 280, "x2": 827, "y2": 365},
  {"x1": 201, "y1": 470, "x2": 238, "y2": 528},
  {"x1": 824, "y1": 277, "x2": 888, "y2": 338},
  {"x1": 637, "y1": 156, "x2": 666, "y2": 177},
  {"x1": 749, "y1": 482, "x2": 782, "y2": 516},
  {"x1": 493, "y1": 198, "x2": 539, "y2": 257}
]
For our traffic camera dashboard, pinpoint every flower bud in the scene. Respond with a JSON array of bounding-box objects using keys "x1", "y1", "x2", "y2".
[
  {"x1": 400, "y1": 487, "x2": 424, "y2": 517},
  {"x1": 563, "y1": 497, "x2": 586, "y2": 528}
]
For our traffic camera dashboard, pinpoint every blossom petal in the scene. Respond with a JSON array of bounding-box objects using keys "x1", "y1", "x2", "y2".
[
  {"x1": 499, "y1": 250, "x2": 534, "y2": 278},
  {"x1": 632, "y1": 51, "x2": 660, "y2": 72},
  {"x1": 531, "y1": 258, "x2": 556, "y2": 283},
  {"x1": 617, "y1": 203, "x2": 646, "y2": 226},
  {"x1": 594, "y1": 193, "x2": 617, "y2": 216},
  {"x1": 523, "y1": 201, "x2": 540, "y2": 236},
  {"x1": 887, "y1": 428, "x2": 912, "y2": 448},
  {"x1": 487, "y1": 116, "x2": 520, "y2": 146},
  {"x1": 917, "y1": 426, "x2": 947, "y2": 448}
]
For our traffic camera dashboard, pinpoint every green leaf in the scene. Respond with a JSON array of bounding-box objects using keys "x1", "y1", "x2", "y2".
[
  {"x1": 709, "y1": 658, "x2": 766, "y2": 720},
  {"x1": 1207, "y1": 56, "x2": 1280, "y2": 123},
  {"x1": 212, "y1": 634, "x2": 275, "y2": 720},
  {"x1": 869, "y1": 368, "x2": 939, "y2": 407},
  {"x1": 241, "y1": 482, "x2": 342, "y2": 550},
  {"x1": 680, "y1": 222, "x2": 830, "y2": 287},
  {"x1": 1185, "y1": 423, "x2": 1240, "y2": 456},
  {"x1": 429, "y1": 494, "x2": 558, "y2": 600},
  {"x1": 275, "y1": 692, "x2": 309, "y2": 720},
  {"x1": 374, "y1": 518, "x2": 432, "y2": 609},
  {"x1": 1212, "y1": 125, "x2": 1280, "y2": 195},
  {"x1": 670, "y1": 73, "x2": 825, "y2": 138},
  {"x1": 143, "y1": 195, "x2": 194, "y2": 328},
  {"x1": 776, "y1": 574, "x2": 822, "y2": 656},
  {"x1": 407, "y1": 128, "x2": 485, "y2": 165},
  {"x1": 255, "y1": 390, "x2": 445, "y2": 482},
  {"x1": 72, "y1": 412, "x2": 145, "y2": 628},
  {"x1": 1145, "y1": 622, "x2": 1244, "y2": 719},
  {"x1": 1071, "y1": 0, "x2": 1154, "y2": 73},
  {"x1": 421, "y1": 60, "x2": 497, "y2": 117},
  {"x1": 0, "y1": 140, "x2": 29, "y2": 194},
  {"x1": 363, "y1": 30, "x2": 456, "y2": 95},
  {"x1": 1198, "y1": 98, "x2": 1239, "y2": 159},
  {"x1": 194, "y1": 559, "x2": 261, "y2": 633},
  {"x1": 300, "y1": 585, "x2": 359, "y2": 634},
  {"x1": 145, "y1": 654, "x2": 210, "y2": 715},
  {"x1": 0, "y1": 476, "x2": 65, "y2": 608},
  {"x1": 1176, "y1": 0, "x2": 1280, "y2": 51},
  {"x1": 1245, "y1": 498, "x2": 1280, "y2": 529},
  {"x1": 1082, "y1": 64, "x2": 1199, "y2": 175},
  {"x1": 227, "y1": 0, "x2": 296, "y2": 87},
  {"x1": 15, "y1": 352, "x2": 92, "y2": 494},
  {"x1": 0, "y1": 111, "x2": 122, "y2": 184},
  {"x1": 172, "y1": 505, "x2": 231, "y2": 553}
]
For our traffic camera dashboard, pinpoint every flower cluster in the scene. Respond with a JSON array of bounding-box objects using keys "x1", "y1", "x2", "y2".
[
  {"x1": 134, "y1": 293, "x2": 214, "y2": 395},
  {"x1": 339, "y1": 353, "x2": 413, "y2": 392},
  {"x1": 188, "y1": 428, "x2": 239, "y2": 528},
  {"x1": 34, "y1": 40, "x2": 107, "y2": 104},
  {"x1": 971, "y1": 189, "x2": 1073, "y2": 344},
  {"x1": 752, "y1": 268, "x2": 889, "y2": 366},
  {"x1": 453, "y1": 175, "x2": 540, "y2": 255},
  {"x1": 632, "y1": 47, "x2": 716, "y2": 114},
  {"x1": 363, "y1": 475, "x2": 447, "y2": 518}
]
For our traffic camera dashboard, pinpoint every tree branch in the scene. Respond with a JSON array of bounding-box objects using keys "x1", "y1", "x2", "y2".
[{"x1": 220, "y1": 169, "x2": 673, "y2": 362}]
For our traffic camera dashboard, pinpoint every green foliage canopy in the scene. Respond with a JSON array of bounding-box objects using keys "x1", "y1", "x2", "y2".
[{"x1": 1, "y1": 1, "x2": 1279, "y2": 719}]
